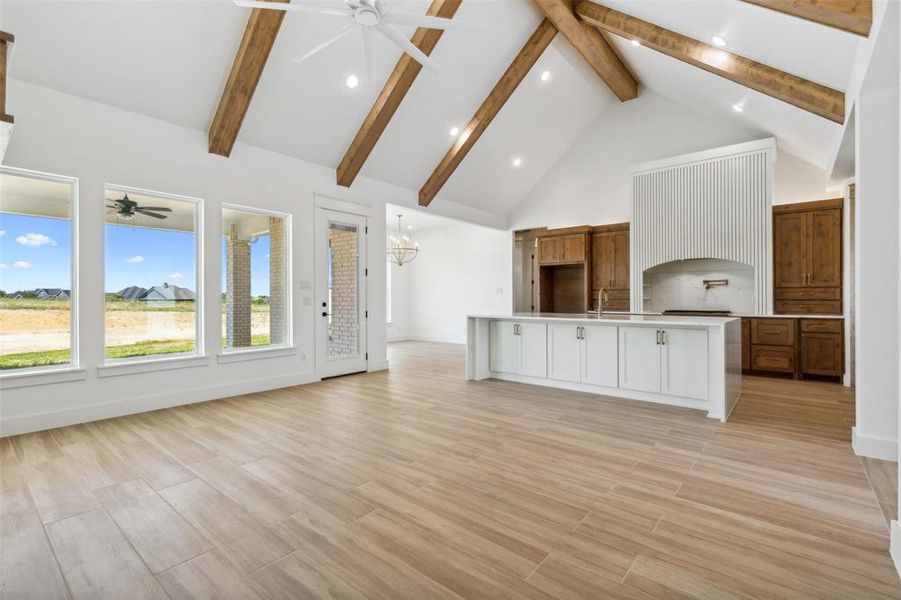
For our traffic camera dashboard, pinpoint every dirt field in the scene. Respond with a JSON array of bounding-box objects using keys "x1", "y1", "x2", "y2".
[{"x1": 0, "y1": 308, "x2": 270, "y2": 354}]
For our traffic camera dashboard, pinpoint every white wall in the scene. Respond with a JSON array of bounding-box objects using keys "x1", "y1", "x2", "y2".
[
  {"x1": 386, "y1": 228, "x2": 411, "y2": 342},
  {"x1": 510, "y1": 91, "x2": 835, "y2": 232},
  {"x1": 0, "y1": 80, "x2": 488, "y2": 435},
  {"x1": 391, "y1": 223, "x2": 512, "y2": 345}
]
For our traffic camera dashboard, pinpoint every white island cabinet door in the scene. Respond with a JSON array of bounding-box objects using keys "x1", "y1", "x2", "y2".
[
  {"x1": 619, "y1": 326, "x2": 661, "y2": 393},
  {"x1": 547, "y1": 323, "x2": 581, "y2": 383},
  {"x1": 582, "y1": 324, "x2": 618, "y2": 387},
  {"x1": 490, "y1": 321, "x2": 519, "y2": 374},
  {"x1": 518, "y1": 322, "x2": 548, "y2": 378},
  {"x1": 661, "y1": 328, "x2": 709, "y2": 400}
]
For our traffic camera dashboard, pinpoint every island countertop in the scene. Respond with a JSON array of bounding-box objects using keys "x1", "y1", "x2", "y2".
[{"x1": 466, "y1": 312, "x2": 737, "y2": 327}]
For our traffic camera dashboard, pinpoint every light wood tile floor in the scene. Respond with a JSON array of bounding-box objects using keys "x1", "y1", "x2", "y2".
[{"x1": 2, "y1": 341, "x2": 899, "y2": 599}]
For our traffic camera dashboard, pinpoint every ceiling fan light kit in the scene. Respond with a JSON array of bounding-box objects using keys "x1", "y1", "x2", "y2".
[{"x1": 234, "y1": 0, "x2": 483, "y2": 77}]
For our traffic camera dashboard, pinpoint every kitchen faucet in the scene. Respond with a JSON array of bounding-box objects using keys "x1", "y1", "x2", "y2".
[{"x1": 592, "y1": 287, "x2": 608, "y2": 315}]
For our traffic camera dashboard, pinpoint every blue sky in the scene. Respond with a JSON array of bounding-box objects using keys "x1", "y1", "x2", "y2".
[
  {"x1": 1, "y1": 213, "x2": 273, "y2": 295},
  {"x1": 0, "y1": 213, "x2": 71, "y2": 293}
]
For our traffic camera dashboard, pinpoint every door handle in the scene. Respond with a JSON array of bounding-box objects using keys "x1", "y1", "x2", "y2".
[{"x1": 321, "y1": 311, "x2": 330, "y2": 317}]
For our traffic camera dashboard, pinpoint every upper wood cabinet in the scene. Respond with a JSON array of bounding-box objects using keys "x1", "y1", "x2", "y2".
[
  {"x1": 773, "y1": 199, "x2": 842, "y2": 314},
  {"x1": 538, "y1": 232, "x2": 587, "y2": 265},
  {"x1": 591, "y1": 223, "x2": 630, "y2": 311}
]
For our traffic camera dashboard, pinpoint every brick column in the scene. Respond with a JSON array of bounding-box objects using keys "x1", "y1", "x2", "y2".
[
  {"x1": 269, "y1": 216, "x2": 286, "y2": 345},
  {"x1": 226, "y1": 224, "x2": 251, "y2": 348}
]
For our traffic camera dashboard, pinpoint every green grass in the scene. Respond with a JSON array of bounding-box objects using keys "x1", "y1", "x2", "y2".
[
  {"x1": 0, "y1": 298, "x2": 71, "y2": 311},
  {"x1": 1, "y1": 334, "x2": 274, "y2": 370},
  {"x1": 0, "y1": 348, "x2": 72, "y2": 370}
]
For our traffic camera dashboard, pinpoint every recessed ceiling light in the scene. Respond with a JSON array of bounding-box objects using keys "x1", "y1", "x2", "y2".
[
  {"x1": 712, "y1": 36, "x2": 728, "y2": 47},
  {"x1": 540, "y1": 70, "x2": 551, "y2": 82},
  {"x1": 631, "y1": 39, "x2": 641, "y2": 47},
  {"x1": 345, "y1": 74, "x2": 359, "y2": 89},
  {"x1": 449, "y1": 126, "x2": 460, "y2": 137},
  {"x1": 407, "y1": 225, "x2": 413, "y2": 230},
  {"x1": 512, "y1": 157, "x2": 522, "y2": 167},
  {"x1": 732, "y1": 103, "x2": 744, "y2": 113}
]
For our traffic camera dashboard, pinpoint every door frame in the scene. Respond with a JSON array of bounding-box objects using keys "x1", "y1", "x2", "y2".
[{"x1": 313, "y1": 195, "x2": 375, "y2": 378}]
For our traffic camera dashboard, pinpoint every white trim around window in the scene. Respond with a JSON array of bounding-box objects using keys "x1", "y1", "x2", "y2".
[
  {"x1": 102, "y1": 183, "x2": 205, "y2": 366},
  {"x1": 0, "y1": 165, "x2": 80, "y2": 381}
]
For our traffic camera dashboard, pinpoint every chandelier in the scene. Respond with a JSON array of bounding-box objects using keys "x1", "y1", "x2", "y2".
[{"x1": 387, "y1": 214, "x2": 419, "y2": 266}]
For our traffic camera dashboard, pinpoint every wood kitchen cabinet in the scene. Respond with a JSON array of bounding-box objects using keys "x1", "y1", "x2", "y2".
[
  {"x1": 538, "y1": 226, "x2": 592, "y2": 313},
  {"x1": 591, "y1": 223, "x2": 630, "y2": 311},
  {"x1": 741, "y1": 316, "x2": 844, "y2": 380},
  {"x1": 774, "y1": 199, "x2": 842, "y2": 314}
]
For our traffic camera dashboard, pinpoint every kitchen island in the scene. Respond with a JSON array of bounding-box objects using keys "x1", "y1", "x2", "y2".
[{"x1": 466, "y1": 313, "x2": 742, "y2": 421}]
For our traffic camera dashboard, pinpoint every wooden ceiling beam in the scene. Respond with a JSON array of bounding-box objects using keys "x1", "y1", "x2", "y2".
[
  {"x1": 533, "y1": 0, "x2": 637, "y2": 101},
  {"x1": 337, "y1": 0, "x2": 462, "y2": 188},
  {"x1": 740, "y1": 0, "x2": 872, "y2": 37},
  {"x1": 576, "y1": 1, "x2": 845, "y2": 124},
  {"x1": 208, "y1": 0, "x2": 289, "y2": 157},
  {"x1": 0, "y1": 31, "x2": 14, "y2": 124},
  {"x1": 418, "y1": 18, "x2": 558, "y2": 206}
]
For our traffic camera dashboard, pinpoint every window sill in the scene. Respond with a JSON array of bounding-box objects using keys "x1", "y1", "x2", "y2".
[
  {"x1": 97, "y1": 353, "x2": 210, "y2": 378},
  {"x1": 0, "y1": 366, "x2": 88, "y2": 390},
  {"x1": 217, "y1": 346, "x2": 297, "y2": 364}
]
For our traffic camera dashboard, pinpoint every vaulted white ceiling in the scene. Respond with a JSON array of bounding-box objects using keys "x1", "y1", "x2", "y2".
[{"x1": 3, "y1": 0, "x2": 863, "y2": 218}]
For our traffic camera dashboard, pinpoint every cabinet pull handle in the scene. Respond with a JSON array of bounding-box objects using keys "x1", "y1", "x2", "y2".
[
  {"x1": 656, "y1": 330, "x2": 661, "y2": 345},
  {"x1": 661, "y1": 330, "x2": 666, "y2": 345}
]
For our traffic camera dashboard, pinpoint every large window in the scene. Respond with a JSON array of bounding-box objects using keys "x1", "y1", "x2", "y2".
[
  {"x1": 0, "y1": 168, "x2": 76, "y2": 371},
  {"x1": 104, "y1": 186, "x2": 200, "y2": 361},
  {"x1": 221, "y1": 206, "x2": 289, "y2": 351}
]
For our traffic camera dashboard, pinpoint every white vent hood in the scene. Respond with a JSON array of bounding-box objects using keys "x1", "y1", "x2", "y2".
[{"x1": 630, "y1": 138, "x2": 776, "y2": 315}]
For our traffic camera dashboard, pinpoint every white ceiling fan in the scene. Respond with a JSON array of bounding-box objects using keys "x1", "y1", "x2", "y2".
[{"x1": 234, "y1": 0, "x2": 484, "y2": 77}]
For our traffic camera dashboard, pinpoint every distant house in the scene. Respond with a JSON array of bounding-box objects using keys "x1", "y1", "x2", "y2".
[
  {"x1": 115, "y1": 286, "x2": 147, "y2": 301},
  {"x1": 140, "y1": 283, "x2": 195, "y2": 306},
  {"x1": 14, "y1": 288, "x2": 70, "y2": 300}
]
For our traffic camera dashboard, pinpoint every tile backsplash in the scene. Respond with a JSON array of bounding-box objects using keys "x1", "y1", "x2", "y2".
[{"x1": 642, "y1": 258, "x2": 756, "y2": 314}]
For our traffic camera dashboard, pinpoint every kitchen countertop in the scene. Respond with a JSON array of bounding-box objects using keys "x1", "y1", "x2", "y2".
[
  {"x1": 598, "y1": 311, "x2": 844, "y2": 320},
  {"x1": 467, "y1": 312, "x2": 737, "y2": 327}
]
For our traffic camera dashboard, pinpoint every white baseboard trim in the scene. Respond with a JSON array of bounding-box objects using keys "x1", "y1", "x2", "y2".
[
  {"x1": 0, "y1": 370, "x2": 320, "y2": 438},
  {"x1": 891, "y1": 521, "x2": 901, "y2": 579},
  {"x1": 852, "y1": 427, "x2": 899, "y2": 461},
  {"x1": 403, "y1": 335, "x2": 465, "y2": 345},
  {"x1": 368, "y1": 359, "x2": 389, "y2": 372}
]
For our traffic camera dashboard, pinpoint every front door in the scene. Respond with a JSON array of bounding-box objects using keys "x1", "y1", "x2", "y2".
[{"x1": 316, "y1": 207, "x2": 368, "y2": 378}]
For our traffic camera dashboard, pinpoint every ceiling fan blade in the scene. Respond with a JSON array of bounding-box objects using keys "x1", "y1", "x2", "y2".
[
  {"x1": 375, "y1": 23, "x2": 439, "y2": 73},
  {"x1": 293, "y1": 24, "x2": 356, "y2": 63},
  {"x1": 134, "y1": 207, "x2": 173, "y2": 212},
  {"x1": 381, "y1": 11, "x2": 484, "y2": 32},
  {"x1": 234, "y1": 0, "x2": 352, "y2": 17},
  {"x1": 135, "y1": 209, "x2": 168, "y2": 219},
  {"x1": 361, "y1": 25, "x2": 375, "y2": 82}
]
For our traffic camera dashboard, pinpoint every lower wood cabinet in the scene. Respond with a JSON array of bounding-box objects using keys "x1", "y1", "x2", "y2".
[
  {"x1": 489, "y1": 321, "x2": 547, "y2": 378},
  {"x1": 619, "y1": 326, "x2": 708, "y2": 400},
  {"x1": 547, "y1": 323, "x2": 617, "y2": 386},
  {"x1": 741, "y1": 317, "x2": 843, "y2": 379}
]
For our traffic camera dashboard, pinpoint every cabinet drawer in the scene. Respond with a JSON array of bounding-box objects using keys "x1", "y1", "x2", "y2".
[
  {"x1": 775, "y1": 300, "x2": 841, "y2": 314},
  {"x1": 751, "y1": 319, "x2": 796, "y2": 346},
  {"x1": 776, "y1": 287, "x2": 841, "y2": 301},
  {"x1": 800, "y1": 319, "x2": 842, "y2": 333},
  {"x1": 751, "y1": 345, "x2": 796, "y2": 373}
]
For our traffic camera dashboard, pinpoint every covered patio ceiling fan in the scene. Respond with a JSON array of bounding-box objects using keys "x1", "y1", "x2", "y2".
[{"x1": 234, "y1": 0, "x2": 483, "y2": 77}]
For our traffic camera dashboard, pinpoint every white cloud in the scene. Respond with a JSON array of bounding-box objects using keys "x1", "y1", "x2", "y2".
[
  {"x1": 15, "y1": 233, "x2": 56, "y2": 247},
  {"x1": 169, "y1": 272, "x2": 184, "y2": 280},
  {"x1": 0, "y1": 263, "x2": 8, "y2": 270},
  {"x1": 12, "y1": 261, "x2": 31, "y2": 269},
  {"x1": 0, "y1": 230, "x2": 5, "y2": 237},
  {"x1": 126, "y1": 255, "x2": 145, "y2": 264}
]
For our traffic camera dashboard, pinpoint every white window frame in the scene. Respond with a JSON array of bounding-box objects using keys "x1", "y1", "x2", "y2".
[
  {"x1": 0, "y1": 165, "x2": 84, "y2": 387},
  {"x1": 100, "y1": 183, "x2": 204, "y2": 369},
  {"x1": 218, "y1": 204, "x2": 293, "y2": 357}
]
